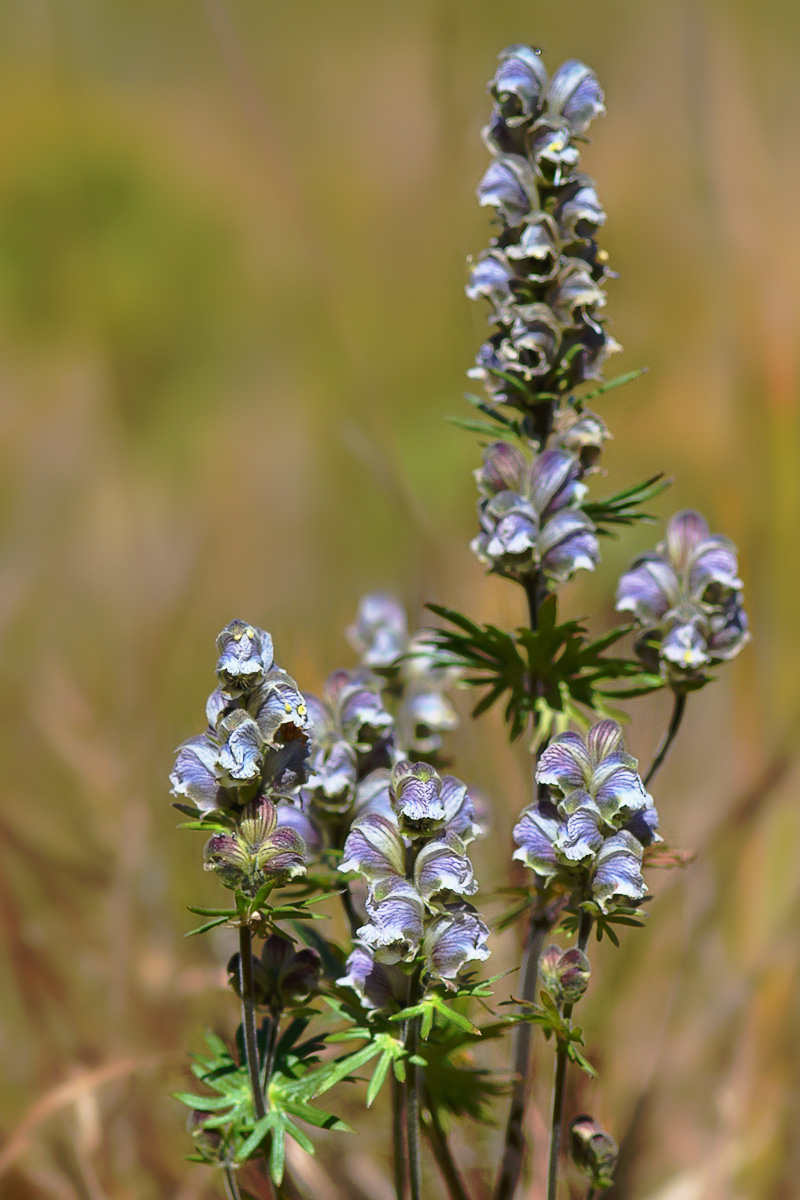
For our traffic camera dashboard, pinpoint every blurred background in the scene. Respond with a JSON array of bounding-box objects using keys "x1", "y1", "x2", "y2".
[{"x1": 0, "y1": 0, "x2": 797, "y2": 1197}]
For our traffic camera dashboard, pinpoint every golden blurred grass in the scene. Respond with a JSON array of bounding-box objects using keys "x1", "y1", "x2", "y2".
[{"x1": 0, "y1": 1, "x2": 798, "y2": 1197}]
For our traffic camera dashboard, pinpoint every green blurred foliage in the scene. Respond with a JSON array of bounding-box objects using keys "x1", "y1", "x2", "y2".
[{"x1": 0, "y1": 1, "x2": 798, "y2": 1198}]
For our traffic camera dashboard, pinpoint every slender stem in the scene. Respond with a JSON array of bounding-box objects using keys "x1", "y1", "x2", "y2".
[
  {"x1": 494, "y1": 902, "x2": 554, "y2": 1200},
  {"x1": 494, "y1": 570, "x2": 553, "y2": 1200},
  {"x1": 425, "y1": 1095, "x2": 472, "y2": 1200},
  {"x1": 341, "y1": 881, "x2": 362, "y2": 940},
  {"x1": 644, "y1": 691, "x2": 687, "y2": 787},
  {"x1": 406, "y1": 1014, "x2": 423, "y2": 1200},
  {"x1": 238, "y1": 925, "x2": 266, "y2": 1120},
  {"x1": 262, "y1": 1015, "x2": 279, "y2": 1110},
  {"x1": 392, "y1": 1072, "x2": 408, "y2": 1200},
  {"x1": 546, "y1": 913, "x2": 593, "y2": 1200},
  {"x1": 224, "y1": 1164, "x2": 243, "y2": 1200}
]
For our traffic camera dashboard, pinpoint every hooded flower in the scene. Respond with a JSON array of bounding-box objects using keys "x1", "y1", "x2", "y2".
[
  {"x1": 346, "y1": 593, "x2": 460, "y2": 757},
  {"x1": 337, "y1": 943, "x2": 409, "y2": 1014},
  {"x1": 513, "y1": 721, "x2": 658, "y2": 913},
  {"x1": 422, "y1": 903, "x2": 491, "y2": 982},
  {"x1": 616, "y1": 510, "x2": 749, "y2": 687},
  {"x1": 170, "y1": 633, "x2": 310, "y2": 817},
  {"x1": 203, "y1": 798, "x2": 306, "y2": 895},
  {"x1": 215, "y1": 620, "x2": 274, "y2": 697},
  {"x1": 301, "y1": 668, "x2": 395, "y2": 816},
  {"x1": 471, "y1": 442, "x2": 599, "y2": 583}
]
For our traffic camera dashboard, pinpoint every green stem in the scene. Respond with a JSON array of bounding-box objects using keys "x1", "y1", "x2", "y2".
[
  {"x1": 262, "y1": 1014, "x2": 279, "y2": 1110},
  {"x1": 238, "y1": 925, "x2": 266, "y2": 1121},
  {"x1": 224, "y1": 1164, "x2": 243, "y2": 1200},
  {"x1": 406, "y1": 1014, "x2": 423, "y2": 1200},
  {"x1": 494, "y1": 902, "x2": 554, "y2": 1200},
  {"x1": 644, "y1": 691, "x2": 686, "y2": 787},
  {"x1": 392, "y1": 1071, "x2": 408, "y2": 1200},
  {"x1": 341, "y1": 881, "x2": 363, "y2": 940},
  {"x1": 239, "y1": 926, "x2": 278, "y2": 1200},
  {"x1": 425, "y1": 1095, "x2": 472, "y2": 1200},
  {"x1": 546, "y1": 912, "x2": 593, "y2": 1200}
]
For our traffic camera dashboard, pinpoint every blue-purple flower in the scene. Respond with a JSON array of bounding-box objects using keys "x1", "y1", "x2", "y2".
[
  {"x1": 347, "y1": 593, "x2": 460, "y2": 756},
  {"x1": 616, "y1": 510, "x2": 749, "y2": 687},
  {"x1": 513, "y1": 721, "x2": 659, "y2": 913},
  {"x1": 339, "y1": 761, "x2": 488, "y2": 985},
  {"x1": 471, "y1": 442, "x2": 599, "y2": 583},
  {"x1": 170, "y1": 632, "x2": 310, "y2": 816}
]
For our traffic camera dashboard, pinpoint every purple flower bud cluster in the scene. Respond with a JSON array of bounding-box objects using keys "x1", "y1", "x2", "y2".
[
  {"x1": 472, "y1": 441, "x2": 599, "y2": 583},
  {"x1": 616, "y1": 510, "x2": 749, "y2": 688},
  {"x1": 227, "y1": 932, "x2": 322, "y2": 1016},
  {"x1": 513, "y1": 721, "x2": 659, "y2": 913},
  {"x1": 297, "y1": 595, "x2": 462, "y2": 852},
  {"x1": 470, "y1": 46, "x2": 616, "y2": 410},
  {"x1": 338, "y1": 761, "x2": 489, "y2": 1007},
  {"x1": 169, "y1": 619, "x2": 311, "y2": 892},
  {"x1": 347, "y1": 593, "x2": 460, "y2": 755}
]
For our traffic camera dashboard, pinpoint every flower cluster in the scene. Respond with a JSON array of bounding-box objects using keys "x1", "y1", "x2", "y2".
[
  {"x1": 347, "y1": 592, "x2": 460, "y2": 755},
  {"x1": 294, "y1": 595, "x2": 463, "y2": 854},
  {"x1": 616, "y1": 510, "x2": 749, "y2": 688},
  {"x1": 513, "y1": 720, "x2": 659, "y2": 912},
  {"x1": 471, "y1": 440, "x2": 599, "y2": 583},
  {"x1": 169, "y1": 619, "x2": 310, "y2": 891},
  {"x1": 469, "y1": 44, "x2": 617, "y2": 413},
  {"x1": 338, "y1": 761, "x2": 489, "y2": 1005}
]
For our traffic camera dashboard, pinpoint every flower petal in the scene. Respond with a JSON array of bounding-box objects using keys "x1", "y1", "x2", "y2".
[
  {"x1": 340, "y1": 813, "x2": 406, "y2": 879},
  {"x1": 423, "y1": 904, "x2": 491, "y2": 981},
  {"x1": 415, "y1": 837, "x2": 478, "y2": 907},
  {"x1": 591, "y1": 831, "x2": 646, "y2": 912}
]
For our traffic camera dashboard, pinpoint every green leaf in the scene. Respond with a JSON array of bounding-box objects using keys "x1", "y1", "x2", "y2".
[
  {"x1": 237, "y1": 1114, "x2": 273, "y2": 1160},
  {"x1": 186, "y1": 905, "x2": 238, "y2": 918},
  {"x1": 584, "y1": 473, "x2": 671, "y2": 536},
  {"x1": 269, "y1": 1120, "x2": 285, "y2": 1184},
  {"x1": 184, "y1": 915, "x2": 231, "y2": 937},
  {"x1": 366, "y1": 1050, "x2": 392, "y2": 1108},
  {"x1": 445, "y1": 415, "x2": 507, "y2": 437},
  {"x1": 172, "y1": 1091, "x2": 234, "y2": 1112},
  {"x1": 580, "y1": 366, "x2": 648, "y2": 401}
]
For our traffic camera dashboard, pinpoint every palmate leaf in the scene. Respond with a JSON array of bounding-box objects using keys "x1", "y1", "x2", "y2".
[
  {"x1": 584, "y1": 472, "x2": 671, "y2": 536},
  {"x1": 425, "y1": 599, "x2": 663, "y2": 742},
  {"x1": 177, "y1": 1020, "x2": 381, "y2": 1183}
]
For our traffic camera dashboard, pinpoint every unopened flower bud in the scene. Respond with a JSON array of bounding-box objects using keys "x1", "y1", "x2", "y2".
[
  {"x1": 539, "y1": 944, "x2": 591, "y2": 1004},
  {"x1": 227, "y1": 933, "x2": 322, "y2": 1014},
  {"x1": 570, "y1": 1115, "x2": 617, "y2": 1190}
]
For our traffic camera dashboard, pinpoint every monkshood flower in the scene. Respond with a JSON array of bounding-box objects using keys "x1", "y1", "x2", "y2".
[
  {"x1": 616, "y1": 510, "x2": 749, "y2": 687},
  {"x1": 301, "y1": 668, "x2": 395, "y2": 815},
  {"x1": 347, "y1": 592, "x2": 460, "y2": 756},
  {"x1": 203, "y1": 797, "x2": 306, "y2": 896},
  {"x1": 170, "y1": 631, "x2": 310, "y2": 816},
  {"x1": 470, "y1": 47, "x2": 618, "y2": 412},
  {"x1": 513, "y1": 721, "x2": 659, "y2": 913},
  {"x1": 339, "y1": 761, "x2": 488, "y2": 989},
  {"x1": 215, "y1": 619, "x2": 274, "y2": 697},
  {"x1": 471, "y1": 441, "x2": 599, "y2": 582},
  {"x1": 227, "y1": 933, "x2": 322, "y2": 1015},
  {"x1": 337, "y1": 943, "x2": 409, "y2": 1014}
]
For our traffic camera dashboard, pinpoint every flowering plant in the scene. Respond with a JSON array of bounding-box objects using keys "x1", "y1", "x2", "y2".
[{"x1": 169, "y1": 41, "x2": 748, "y2": 1200}]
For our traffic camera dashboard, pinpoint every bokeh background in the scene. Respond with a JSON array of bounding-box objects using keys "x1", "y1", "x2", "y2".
[{"x1": 0, "y1": 1, "x2": 798, "y2": 1197}]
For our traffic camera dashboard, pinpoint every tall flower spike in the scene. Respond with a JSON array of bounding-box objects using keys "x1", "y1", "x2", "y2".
[
  {"x1": 471, "y1": 46, "x2": 616, "y2": 413},
  {"x1": 616, "y1": 509, "x2": 749, "y2": 687}
]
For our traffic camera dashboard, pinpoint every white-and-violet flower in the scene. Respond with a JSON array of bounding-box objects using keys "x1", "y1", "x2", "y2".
[
  {"x1": 616, "y1": 510, "x2": 749, "y2": 687},
  {"x1": 170, "y1": 620, "x2": 312, "y2": 891},
  {"x1": 513, "y1": 720, "x2": 659, "y2": 913},
  {"x1": 471, "y1": 441, "x2": 599, "y2": 583},
  {"x1": 338, "y1": 761, "x2": 489, "y2": 1005},
  {"x1": 347, "y1": 592, "x2": 460, "y2": 756}
]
